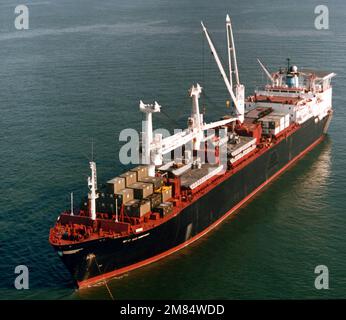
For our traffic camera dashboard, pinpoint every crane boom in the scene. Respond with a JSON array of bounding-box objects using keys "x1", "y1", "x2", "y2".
[
  {"x1": 226, "y1": 14, "x2": 240, "y2": 86},
  {"x1": 201, "y1": 21, "x2": 240, "y2": 113},
  {"x1": 257, "y1": 58, "x2": 275, "y2": 84}
]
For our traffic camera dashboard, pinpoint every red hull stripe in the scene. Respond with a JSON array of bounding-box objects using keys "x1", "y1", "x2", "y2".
[{"x1": 78, "y1": 136, "x2": 324, "y2": 289}]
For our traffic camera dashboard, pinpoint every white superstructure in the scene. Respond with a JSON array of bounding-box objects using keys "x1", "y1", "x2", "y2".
[{"x1": 247, "y1": 61, "x2": 336, "y2": 125}]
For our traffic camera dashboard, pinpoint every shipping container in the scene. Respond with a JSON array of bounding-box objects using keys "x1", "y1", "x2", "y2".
[
  {"x1": 152, "y1": 201, "x2": 173, "y2": 217},
  {"x1": 155, "y1": 185, "x2": 173, "y2": 202},
  {"x1": 145, "y1": 193, "x2": 161, "y2": 209},
  {"x1": 128, "y1": 182, "x2": 153, "y2": 199},
  {"x1": 96, "y1": 197, "x2": 115, "y2": 214},
  {"x1": 259, "y1": 112, "x2": 290, "y2": 136},
  {"x1": 130, "y1": 165, "x2": 149, "y2": 181},
  {"x1": 119, "y1": 171, "x2": 137, "y2": 187},
  {"x1": 124, "y1": 199, "x2": 151, "y2": 218},
  {"x1": 107, "y1": 177, "x2": 126, "y2": 194},
  {"x1": 139, "y1": 176, "x2": 164, "y2": 190},
  {"x1": 271, "y1": 112, "x2": 290, "y2": 129},
  {"x1": 115, "y1": 188, "x2": 134, "y2": 206}
]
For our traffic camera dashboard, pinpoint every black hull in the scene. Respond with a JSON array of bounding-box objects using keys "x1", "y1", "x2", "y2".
[{"x1": 53, "y1": 114, "x2": 331, "y2": 286}]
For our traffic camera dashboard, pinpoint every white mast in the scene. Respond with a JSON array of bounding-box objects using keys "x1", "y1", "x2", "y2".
[
  {"x1": 140, "y1": 100, "x2": 161, "y2": 176},
  {"x1": 88, "y1": 161, "x2": 98, "y2": 220},
  {"x1": 189, "y1": 83, "x2": 204, "y2": 150},
  {"x1": 70, "y1": 192, "x2": 74, "y2": 216},
  {"x1": 115, "y1": 198, "x2": 118, "y2": 222},
  {"x1": 201, "y1": 18, "x2": 244, "y2": 123}
]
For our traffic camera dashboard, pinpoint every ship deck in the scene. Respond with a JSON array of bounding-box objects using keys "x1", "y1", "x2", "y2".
[{"x1": 180, "y1": 164, "x2": 220, "y2": 189}]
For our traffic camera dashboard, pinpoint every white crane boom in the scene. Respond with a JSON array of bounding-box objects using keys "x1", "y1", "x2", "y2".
[
  {"x1": 257, "y1": 58, "x2": 275, "y2": 84},
  {"x1": 226, "y1": 14, "x2": 240, "y2": 86},
  {"x1": 201, "y1": 21, "x2": 240, "y2": 113},
  {"x1": 156, "y1": 116, "x2": 236, "y2": 155}
]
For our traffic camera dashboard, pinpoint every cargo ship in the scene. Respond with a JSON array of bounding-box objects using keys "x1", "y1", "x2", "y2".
[{"x1": 49, "y1": 15, "x2": 335, "y2": 288}]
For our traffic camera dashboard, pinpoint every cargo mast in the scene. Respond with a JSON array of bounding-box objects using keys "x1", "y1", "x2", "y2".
[
  {"x1": 189, "y1": 83, "x2": 204, "y2": 150},
  {"x1": 140, "y1": 101, "x2": 161, "y2": 177},
  {"x1": 88, "y1": 161, "x2": 98, "y2": 220},
  {"x1": 201, "y1": 15, "x2": 245, "y2": 123}
]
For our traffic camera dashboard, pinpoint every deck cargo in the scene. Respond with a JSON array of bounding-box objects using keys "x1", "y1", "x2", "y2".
[
  {"x1": 139, "y1": 176, "x2": 164, "y2": 190},
  {"x1": 119, "y1": 171, "x2": 137, "y2": 187},
  {"x1": 130, "y1": 165, "x2": 149, "y2": 180},
  {"x1": 145, "y1": 193, "x2": 161, "y2": 209},
  {"x1": 155, "y1": 185, "x2": 172, "y2": 202},
  {"x1": 124, "y1": 199, "x2": 151, "y2": 218},
  {"x1": 128, "y1": 182, "x2": 154, "y2": 199},
  {"x1": 107, "y1": 177, "x2": 126, "y2": 194},
  {"x1": 153, "y1": 202, "x2": 173, "y2": 217},
  {"x1": 115, "y1": 188, "x2": 134, "y2": 206}
]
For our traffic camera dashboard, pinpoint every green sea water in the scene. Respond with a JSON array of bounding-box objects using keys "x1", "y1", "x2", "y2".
[{"x1": 1, "y1": 0, "x2": 345, "y2": 299}]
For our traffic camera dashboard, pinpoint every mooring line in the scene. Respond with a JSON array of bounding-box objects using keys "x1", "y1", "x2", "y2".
[{"x1": 94, "y1": 256, "x2": 115, "y2": 300}]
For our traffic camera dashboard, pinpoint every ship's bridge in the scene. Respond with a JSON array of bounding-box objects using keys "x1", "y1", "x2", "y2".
[{"x1": 257, "y1": 66, "x2": 335, "y2": 95}]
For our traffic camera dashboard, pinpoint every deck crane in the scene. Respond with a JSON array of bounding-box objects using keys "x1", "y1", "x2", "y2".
[
  {"x1": 201, "y1": 15, "x2": 245, "y2": 123},
  {"x1": 138, "y1": 15, "x2": 247, "y2": 173},
  {"x1": 140, "y1": 85, "x2": 236, "y2": 173}
]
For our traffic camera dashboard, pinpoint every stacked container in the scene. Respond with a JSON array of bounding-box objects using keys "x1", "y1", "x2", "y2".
[
  {"x1": 152, "y1": 202, "x2": 173, "y2": 217},
  {"x1": 115, "y1": 188, "x2": 134, "y2": 206},
  {"x1": 128, "y1": 182, "x2": 153, "y2": 199},
  {"x1": 107, "y1": 177, "x2": 126, "y2": 194},
  {"x1": 130, "y1": 165, "x2": 149, "y2": 180},
  {"x1": 119, "y1": 171, "x2": 137, "y2": 187},
  {"x1": 124, "y1": 199, "x2": 151, "y2": 218},
  {"x1": 259, "y1": 112, "x2": 290, "y2": 136},
  {"x1": 96, "y1": 192, "x2": 116, "y2": 214},
  {"x1": 146, "y1": 193, "x2": 161, "y2": 209},
  {"x1": 155, "y1": 186, "x2": 172, "y2": 202},
  {"x1": 139, "y1": 176, "x2": 164, "y2": 190}
]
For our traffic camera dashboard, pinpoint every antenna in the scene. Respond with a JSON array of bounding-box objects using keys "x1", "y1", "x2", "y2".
[
  {"x1": 91, "y1": 138, "x2": 94, "y2": 161},
  {"x1": 287, "y1": 58, "x2": 291, "y2": 73}
]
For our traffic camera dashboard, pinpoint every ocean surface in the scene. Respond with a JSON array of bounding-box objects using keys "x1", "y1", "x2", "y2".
[{"x1": 1, "y1": 0, "x2": 346, "y2": 299}]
